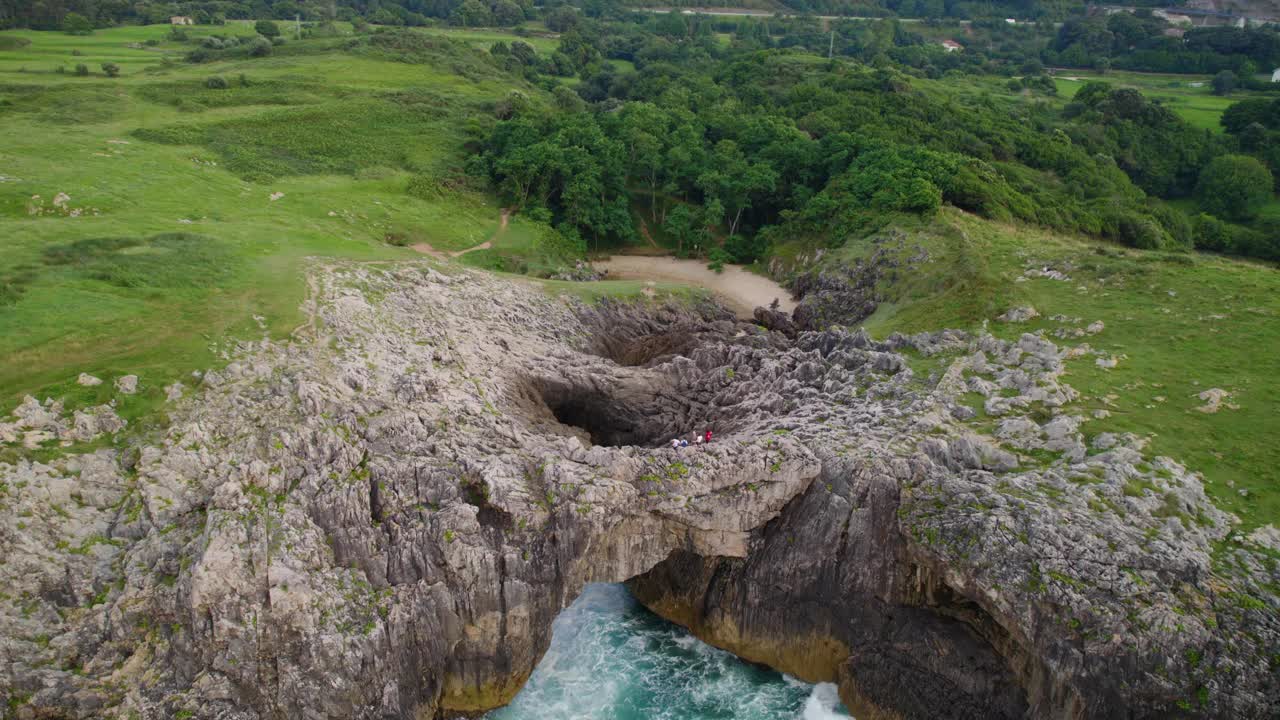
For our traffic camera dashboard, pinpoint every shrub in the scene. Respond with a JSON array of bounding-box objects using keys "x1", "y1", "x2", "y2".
[
  {"x1": 255, "y1": 20, "x2": 281, "y2": 38},
  {"x1": 707, "y1": 247, "x2": 732, "y2": 273},
  {"x1": 101, "y1": 63, "x2": 120, "y2": 78},
  {"x1": 271, "y1": 37, "x2": 286, "y2": 46},
  {"x1": 1192, "y1": 213, "x2": 1235, "y2": 253},
  {"x1": 1195, "y1": 154, "x2": 1274, "y2": 221},
  {"x1": 1211, "y1": 70, "x2": 1237, "y2": 96},
  {"x1": 204, "y1": 75, "x2": 229, "y2": 89},
  {"x1": 62, "y1": 12, "x2": 93, "y2": 36},
  {"x1": 1146, "y1": 202, "x2": 1193, "y2": 250},
  {"x1": 1102, "y1": 209, "x2": 1169, "y2": 250},
  {"x1": 248, "y1": 38, "x2": 273, "y2": 57},
  {"x1": 74, "y1": 64, "x2": 90, "y2": 77}
]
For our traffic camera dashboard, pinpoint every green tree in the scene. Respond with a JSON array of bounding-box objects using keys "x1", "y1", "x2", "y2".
[
  {"x1": 100, "y1": 62, "x2": 119, "y2": 77},
  {"x1": 255, "y1": 20, "x2": 280, "y2": 38},
  {"x1": 450, "y1": 0, "x2": 491, "y2": 27},
  {"x1": 73, "y1": 63, "x2": 89, "y2": 76},
  {"x1": 552, "y1": 85, "x2": 585, "y2": 113},
  {"x1": 544, "y1": 6, "x2": 578, "y2": 33},
  {"x1": 663, "y1": 204, "x2": 707, "y2": 256},
  {"x1": 698, "y1": 140, "x2": 777, "y2": 237},
  {"x1": 1196, "y1": 154, "x2": 1274, "y2": 221},
  {"x1": 617, "y1": 102, "x2": 670, "y2": 220},
  {"x1": 1221, "y1": 98, "x2": 1280, "y2": 133},
  {"x1": 1211, "y1": 70, "x2": 1237, "y2": 96},
  {"x1": 509, "y1": 41, "x2": 536, "y2": 65},
  {"x1": 492, "y1": 0, "x2": 524, "y2": 27},
  {"x1": 62, "y1": 12, "x2": 92, "y2": 36}
]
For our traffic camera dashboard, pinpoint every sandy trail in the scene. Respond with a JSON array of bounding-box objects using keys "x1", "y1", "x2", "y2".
[
  {"x1": 412, "y1": 210, "x2": 508, "y2": 258},
  {"x1": 594, "y1": 255, "x2": 795, "y2": 318}
]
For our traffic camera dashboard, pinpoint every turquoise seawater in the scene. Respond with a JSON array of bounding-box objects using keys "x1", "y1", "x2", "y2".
[{"x1": 484, "y1": 583, "x2": 854, "y2": 720}]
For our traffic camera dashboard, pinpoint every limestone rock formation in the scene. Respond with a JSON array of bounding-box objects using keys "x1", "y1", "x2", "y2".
[
  {"x1": 114, "y1": 375, "x2": 138, "y2": 395},
  {"x1": 0, "y1": 263, "x2": 1275, "y2": 720}
]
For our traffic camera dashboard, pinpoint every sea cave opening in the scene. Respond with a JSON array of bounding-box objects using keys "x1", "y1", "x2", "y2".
[{"x1": 475, "y1": 583, "x2": 852, "y2": 720}]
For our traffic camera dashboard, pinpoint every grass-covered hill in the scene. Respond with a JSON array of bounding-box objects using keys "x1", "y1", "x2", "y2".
[{"x1": 0, "y1": 23, "x2": 546, "y2": 435}]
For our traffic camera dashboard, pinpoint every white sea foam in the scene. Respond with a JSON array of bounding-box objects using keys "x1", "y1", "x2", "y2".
[
  {"x1": 484, "y1": 584, "x2": 853, "y2": 720},
  {"x1": 801, "y1": 682, "x2": 852, "y2": 720}
]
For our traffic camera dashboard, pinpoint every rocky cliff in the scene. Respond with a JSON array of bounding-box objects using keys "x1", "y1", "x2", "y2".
[{"x1": 0, "y1": 262, "x2": 1275, "y2": 719}]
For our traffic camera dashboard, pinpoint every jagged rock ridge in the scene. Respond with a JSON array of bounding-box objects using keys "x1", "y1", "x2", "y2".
[{"x1": 0, "y1": 263, "x2": 1275, "y2": 719}]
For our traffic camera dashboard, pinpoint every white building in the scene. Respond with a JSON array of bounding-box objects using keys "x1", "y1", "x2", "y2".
[{"x1": 1272, "y1": 68, "x2": 1280, "y2": 83}]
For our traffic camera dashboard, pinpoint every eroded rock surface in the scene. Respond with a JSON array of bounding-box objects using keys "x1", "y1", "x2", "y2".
[{"x1": 0, "y1": 263, "x2": 1275, "y2": 720}]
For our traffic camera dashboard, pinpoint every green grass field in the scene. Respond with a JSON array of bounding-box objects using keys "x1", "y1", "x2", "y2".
[
  {"x1": 824, "y1": 209, "x2": 1280, "y2": 532},
  {"x1": 1053, "y1": 70, "x2": 1243, "y2": 131},
  {"x1": 0, "y1": 23, "x2": 543, "y2": 425}
]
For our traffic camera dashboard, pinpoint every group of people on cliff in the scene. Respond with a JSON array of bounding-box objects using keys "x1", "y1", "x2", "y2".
[{"x1": 671, "y1": 430, "x2": 712, "y2": 450}]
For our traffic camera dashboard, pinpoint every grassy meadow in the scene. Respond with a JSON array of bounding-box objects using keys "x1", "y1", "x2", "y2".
[
  {"x1": 811, "y1": 209, "x2": 1280, "y2": 532},
  {"x1": 1053, "y1": 69, "x2": 1241, "y2": 131},
  {"x1": 0, "y1": 23, "x2": 547, "y2": 428}
]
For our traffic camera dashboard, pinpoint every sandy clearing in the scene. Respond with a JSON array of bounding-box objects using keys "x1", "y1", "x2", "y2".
[{"x1": 593, "y1": 255, "x2": 795, "y2": 318}]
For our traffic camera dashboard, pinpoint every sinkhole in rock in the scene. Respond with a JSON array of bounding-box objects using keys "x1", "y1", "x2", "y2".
[
  {"x1": 586, "y1": 329, "x2": 701, "y2": 368},
  {"x1": 539, "y1": 382, "x2": 672, "y2": 448}
]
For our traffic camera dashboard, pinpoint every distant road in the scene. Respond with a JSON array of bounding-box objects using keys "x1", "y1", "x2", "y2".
[{"x1": 636, "y1": 6, "x2": 943, "y2": 23}]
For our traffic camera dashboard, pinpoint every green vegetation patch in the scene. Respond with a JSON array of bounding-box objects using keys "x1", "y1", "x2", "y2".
[
  {"x1": 0, "y1": 83, "x2": 124, "y2": 124},
  {"x1": 133, "y1": 78, "x2": 336, "y2": 112},
  {"x1": 856, "y1": 210, "x2": 1280, "y2": 531},
  {"x1": 135, "y1": 98, "x2": 462, "y2": 182},
  {"x1": 40, "y1": 232, "x2": 238, "y2": 290}
]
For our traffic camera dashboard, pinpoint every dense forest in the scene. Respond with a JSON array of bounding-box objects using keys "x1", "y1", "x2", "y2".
[
  {"x1": 461, "y1": 10, "x2": 1280, "y2": 263},
  {"x1": 1049, "y1": 14, "x2": 1280, "y2": 74}
]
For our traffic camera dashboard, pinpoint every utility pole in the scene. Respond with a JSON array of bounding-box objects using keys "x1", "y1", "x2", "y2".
[
  {"x1": 295, "y1": 13, "x2": 301, "y2": 39},
  {"x1": 828, "y1": 29, "x2": 834, "y2": 59}
]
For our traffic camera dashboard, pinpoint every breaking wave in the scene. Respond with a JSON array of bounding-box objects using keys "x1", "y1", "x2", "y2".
[{"x1": 483, "y1": 583, "x2": 853, "y2": 720}]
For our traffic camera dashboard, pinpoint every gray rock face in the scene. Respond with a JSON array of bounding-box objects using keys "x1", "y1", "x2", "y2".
[
  {"x1": 0, "y1": 265, "x2": 1274, "y2": 720},
  {"x1": 998, "y1": 306, "x2": 1040, "y2": 323},
  {"x1": 114, "y1": 374, "x2": 138, "y2": 394}
]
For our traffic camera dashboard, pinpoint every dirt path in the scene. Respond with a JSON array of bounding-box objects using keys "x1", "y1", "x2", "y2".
[
  {"x1": 637, "y1": 217, "x2": 660, "y2": 248},
  {"x1": 412, "y1": 209, "x2": 508, "y2": 259},
  {"x1": 594, "y1": 255, "x2": 795, "y2": 318}
]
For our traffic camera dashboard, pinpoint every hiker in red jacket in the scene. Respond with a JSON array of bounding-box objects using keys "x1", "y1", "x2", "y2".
[{"x1": 704, "y1": 429, "x2": 712, "y2": 444}]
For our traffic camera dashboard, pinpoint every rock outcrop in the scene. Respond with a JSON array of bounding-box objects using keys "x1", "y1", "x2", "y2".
[{"x1": 0, "y1": 263, "x2": 1275, "y2": 719}]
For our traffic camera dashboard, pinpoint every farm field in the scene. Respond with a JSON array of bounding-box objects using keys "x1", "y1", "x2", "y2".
[{"x1": 1053, "y1": 69, "x2": 1246, "y2": 131}]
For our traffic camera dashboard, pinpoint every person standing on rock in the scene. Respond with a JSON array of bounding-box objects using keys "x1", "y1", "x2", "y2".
[
  {"x1": 704, "y1": 429, "x2": 713, "y2": 444},
  {"x1": 694, "y1": 434, "x2": 703, "y2": 448}
]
